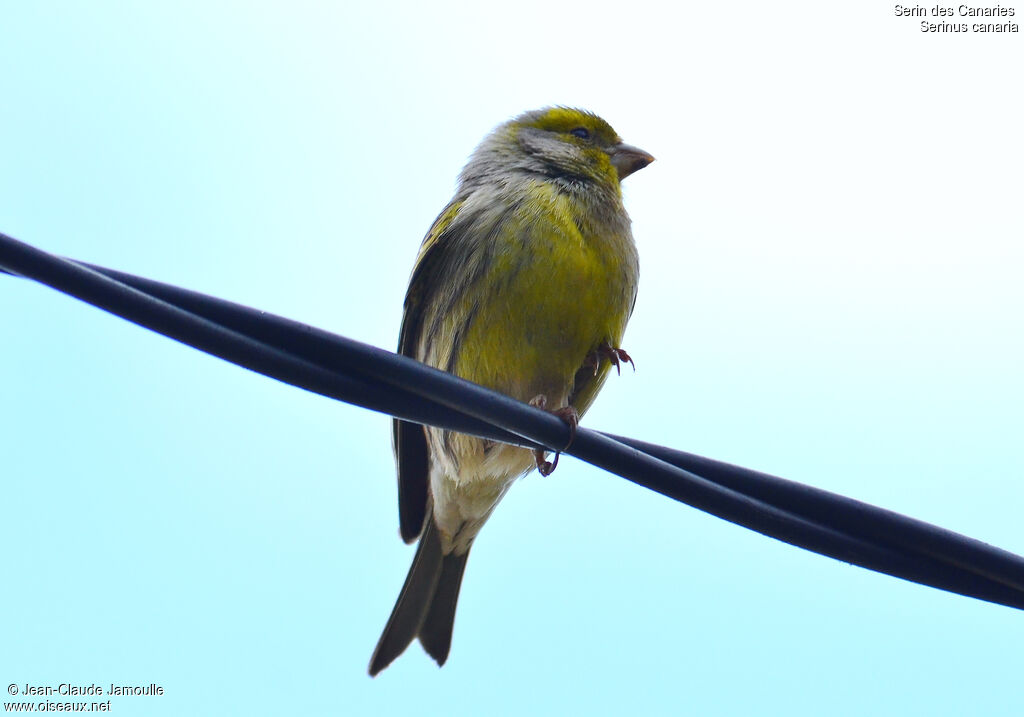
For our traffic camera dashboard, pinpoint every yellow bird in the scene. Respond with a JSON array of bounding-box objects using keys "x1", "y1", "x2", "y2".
[{"x1": 369, "y1": 107, "x2": 653, "y2": 675}]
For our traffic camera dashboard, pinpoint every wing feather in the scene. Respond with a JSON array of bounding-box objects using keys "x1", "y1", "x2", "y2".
[{"x1": 393, "y1": 201, "x2": 466, "y2": 542}]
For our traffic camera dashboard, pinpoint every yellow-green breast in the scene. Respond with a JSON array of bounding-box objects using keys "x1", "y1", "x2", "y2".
[{"x1": 448, "y1": 179, "x2": 636, "y2": 413}]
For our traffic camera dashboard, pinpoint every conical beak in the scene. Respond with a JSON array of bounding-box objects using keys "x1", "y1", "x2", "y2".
[{"x1": 608, "y1": 142, "x2": 655, "y2": 180}]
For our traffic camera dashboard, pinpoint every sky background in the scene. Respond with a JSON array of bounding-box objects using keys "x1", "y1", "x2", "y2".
[{"x1": 1, "y1": 2, "x2": 1022, "y2": 715}]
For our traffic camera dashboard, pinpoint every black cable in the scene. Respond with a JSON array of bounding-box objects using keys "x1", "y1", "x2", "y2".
[
  {"x1": 3, "y1": 230, "x2": 1024, "y2": 610},
  {"x1": 612, "y1": 437, "x2": 1024, "y2": 593},
  {"x1": 52, "y1": 258, "x2": 1024, "y2": 603}
]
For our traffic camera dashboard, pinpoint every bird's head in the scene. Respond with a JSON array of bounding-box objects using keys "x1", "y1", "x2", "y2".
[{"x1": 462, "y1": 107, "x2": 653, "y2": 190}]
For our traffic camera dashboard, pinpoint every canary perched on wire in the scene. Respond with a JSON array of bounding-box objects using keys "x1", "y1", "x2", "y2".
[{"x1": 369, "y1": 107, "x2": 653, "y2": 675}]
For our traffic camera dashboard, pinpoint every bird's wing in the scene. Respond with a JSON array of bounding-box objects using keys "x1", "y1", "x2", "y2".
[{"x1": 393, "y1": 201, "x2": 466, "y2": 543}]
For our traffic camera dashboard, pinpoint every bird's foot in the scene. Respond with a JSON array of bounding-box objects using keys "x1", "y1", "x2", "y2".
[
  {"x1": 584, "y1": 343, "x2": 635, "y2": 376},
  {"x1": 528, "y1": 395, "x2": 579, "y2": 477}
]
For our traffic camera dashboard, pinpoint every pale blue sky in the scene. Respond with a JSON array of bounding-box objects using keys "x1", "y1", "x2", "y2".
[{"x1": 2, "y1": 2, "x2": 1022, "y2": 715}]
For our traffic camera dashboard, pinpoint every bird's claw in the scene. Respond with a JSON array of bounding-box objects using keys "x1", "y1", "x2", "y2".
[
  {"x1": 529, "y1": 395, "x2": 579, "y2": 477},
  {"x1": 585, "y1": 343, "x2": 635, "y2": 376}
]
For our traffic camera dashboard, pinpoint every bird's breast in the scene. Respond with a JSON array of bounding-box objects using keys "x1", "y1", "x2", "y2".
[{"x1": 450, "y1": 184, "x2": 637, "y2": 407}]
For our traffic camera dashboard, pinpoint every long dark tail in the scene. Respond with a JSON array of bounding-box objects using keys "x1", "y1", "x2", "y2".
[{"x1": 368, "y1": 516, "x2": 470, "y2": 676}]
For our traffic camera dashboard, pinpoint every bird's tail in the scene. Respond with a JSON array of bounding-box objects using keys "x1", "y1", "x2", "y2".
[{"x1": 368, "y1": 514, "x2": 470, "y2": 676}]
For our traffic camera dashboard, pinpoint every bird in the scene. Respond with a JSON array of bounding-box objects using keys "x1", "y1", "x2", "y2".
[{"x1": 368, "y1": 107, "x2": 653, "y2": 675}]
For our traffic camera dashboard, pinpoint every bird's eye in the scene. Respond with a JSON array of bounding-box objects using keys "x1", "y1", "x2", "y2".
[{"x1": 569, "y1": 127, "x2": 591, "y2": 140}]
